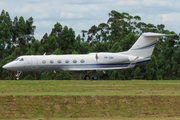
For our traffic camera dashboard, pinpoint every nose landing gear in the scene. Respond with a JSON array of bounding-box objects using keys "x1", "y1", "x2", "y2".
[{"x1": 15, "y1": 71, "x2": 22, "y2": 80}]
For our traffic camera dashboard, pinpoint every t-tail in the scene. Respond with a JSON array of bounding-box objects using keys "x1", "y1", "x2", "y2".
[{"x1": 127, "y1": 32, "x2": 175, "y2": 58}]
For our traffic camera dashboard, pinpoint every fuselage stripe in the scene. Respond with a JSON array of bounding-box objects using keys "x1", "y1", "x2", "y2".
[{"x1": 132, "y1": 42, "x2": 156, "y2": 50}]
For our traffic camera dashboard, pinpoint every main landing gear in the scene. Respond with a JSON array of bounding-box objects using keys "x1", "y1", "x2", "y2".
[
  {"x1": 79, "y1": 70, "x2": 98, "y2": 80},
  {"x1": 15, "y1": 71, "x2": 22, "y2": 80}
]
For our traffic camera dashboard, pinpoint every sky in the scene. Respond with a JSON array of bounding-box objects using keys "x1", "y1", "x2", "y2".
[{"x1": 0, "y1": 0, "x2": 180, "y2": 40}]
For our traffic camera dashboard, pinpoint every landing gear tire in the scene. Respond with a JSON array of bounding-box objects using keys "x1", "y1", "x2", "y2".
[
  {"x1": 92, "y1": 76, "x2": 98, "y2": 80},
  {"x1": 84, "y1": 75, "x2": 90, "y2": 80}
]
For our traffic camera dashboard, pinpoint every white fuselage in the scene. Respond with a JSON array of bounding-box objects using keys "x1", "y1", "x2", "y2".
[{"x1": 2, "y1": 53, "x2": 150, "y2": 72}]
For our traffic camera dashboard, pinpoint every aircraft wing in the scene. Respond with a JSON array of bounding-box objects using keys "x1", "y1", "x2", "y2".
[
  {"x1": 67, "y1": 57, "x2": 139, "y2": 71},
  {"x1": 66, "y1": 67, "x2": 129, "y2": 71}
]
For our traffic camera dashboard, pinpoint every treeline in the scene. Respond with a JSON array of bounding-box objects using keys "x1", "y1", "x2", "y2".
[{"x1": 0, "y1": 9, "x2": 180, "y2": 80}]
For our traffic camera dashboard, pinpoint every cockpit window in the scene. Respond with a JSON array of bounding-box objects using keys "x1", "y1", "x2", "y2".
[
  {"x1": 19, "y1": 58, "x2": 24, "y2": 61},
  {"x1": 14, "y1": 58, "x2": 20, "y2": 61}
]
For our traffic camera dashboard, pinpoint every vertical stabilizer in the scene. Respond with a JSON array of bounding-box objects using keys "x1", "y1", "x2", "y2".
[{"x1": 127, "y1": 32, "x2": 175, "y2": 58}]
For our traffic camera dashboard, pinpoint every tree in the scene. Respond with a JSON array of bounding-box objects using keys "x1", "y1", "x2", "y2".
[
  {"x1": 81, "y1": 30, "x2": 87, "y2": 42},
  {"x1": 145, "y1": 55, "x2": 159, "y2": 80},
  {"x1": 93, "y1": 41, "x2": 109, "y2": 52},
  {"x1": 87, "y1": 25, "x2": 98, "y2": 46},
  {"x1": 108, "y1": 11, "x2": 135, "y2": 43},
  {"x1": 74, "y1": 34, "x2": 81, "y2": 53},
  {"x1": 58, "y1": 26, "x2": 76, "y2": 54},
  {"x1": 24, "y1": 75, "x2": 34, "y2": 80},
  {"x1": 110, "y1": 42, "x2": 122, "y2": 52},
  {"x1": 55, "y1": 72, "x2": 74, "y2": 80},
  {"x1": 50, "y1": 22, "x2": 62, "y2": 37},
  {"x1": 11, "y1": 47, "x2": 23, "y2": 58},
  {"x1": 40, "y1": 71, "x2": 55, "y2": 80},
  {"x1": 26, "y1": 40, "x2": 40, "y2": 55},
  {"x1": 25, "y1": 17, "x2": 36, "y2": 45},
  {"x1": 158, "y1": 31, "x2": 177, "y2": 79},
  {"x1": 72, "y1": 50, "x2": 78, "y2": 54},
  {"x1": 41, "y1": 33, "x2": 49, "y2": 45},
  {"x1": 0, "y1": 21, "x2": 11, "y2": 59},
  {"x1": 136, "y1": 22, "x2": 158, "y2": 33},
  {"x1": 97, "y1": 23, "x2": 110, "y2": 42},
  {"x1": 52, "y1": 48, "x2": 63, "y2": 55},
  {"x1": 17, "y1": 16, "x2": 26, "y2": 37},
  {"x1": 119, "y1": 32, "x2": 137, "y2": 51},
  {"x1": 133, "y1": 67, "x2": 142, "y2": 79},
  {"x1": 157, "y1": 24, "x2": 165, "y2": 32},
  {"x1": 11, "y1": 16, "x2": 19, "y2": 44},
  {"x1": 43, "y1": 36, "x2": 58, "y2": 54},
  {"x1": 79, "y1": 41, "x2": 92, "y2": 54}
]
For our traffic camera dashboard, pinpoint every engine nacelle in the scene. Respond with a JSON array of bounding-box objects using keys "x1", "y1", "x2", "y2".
[{"x1": 97, "y1": 53, "x2": 129, "y2": 64}]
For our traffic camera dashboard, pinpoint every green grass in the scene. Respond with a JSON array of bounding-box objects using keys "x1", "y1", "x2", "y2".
[
  {"x1": 14, "y1": 117, "x2": 180, "y2": 120},
  {"x1": 0, "y1": 80, "x2": 180, "y2": 96},
  {"x1": 1, "y1": 80, "x2": 180, "y2": 119},
  {"x1": 1, "y1": 95, "x2": 180, "y2": 119}
]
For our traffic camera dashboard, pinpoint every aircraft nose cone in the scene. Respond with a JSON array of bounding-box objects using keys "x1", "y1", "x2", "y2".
[
  {"x1": 2, "y1": 62, "x2": 18, "y2": 71},
  {"x1": 2, "y1": 64, "x2": 11, "y2": 70},
  {"x1": 2, "y1": 64, "x2": 8, "y2": 69}
]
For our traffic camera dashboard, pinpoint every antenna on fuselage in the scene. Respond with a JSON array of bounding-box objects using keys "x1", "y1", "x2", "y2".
[
  {"x1": 95, "y1": 53, "x2": 99, "y2": 61},
  {"x1": 43, "y1": 52, "x2": 46, "y2": 56}
]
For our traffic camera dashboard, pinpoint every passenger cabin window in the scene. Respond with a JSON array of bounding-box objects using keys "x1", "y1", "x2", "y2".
[
  {"x1": 73, "y1": 60, "x2": 77, "y2": 63},
  {"x1": 65, "y1": 60, "x2": 69, "y2": 63},
  {"x1": 42, "y1": 60, "x2": 46, "y2": 64},
  {"x1": 14, "y1": 58, "x2": 20, "y2": 61},
  {"x1": 57, "y1": 60, "x2": 61, "y2": 63},
  {"x1": 19, "y1": 58, "x2": 24, "y2": 61},
  {"x1": 50, "y1": 60, "x2": 54, "y2": 64},
  {"x1": 80, "y1": 60, "x2": 85, "y2": 63}
]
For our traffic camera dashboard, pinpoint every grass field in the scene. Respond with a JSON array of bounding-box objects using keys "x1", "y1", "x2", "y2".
[
  {"x1": 0, "y1": 80, "x2": 180, "y2": 120},
  {"x1": 15, "y1": 117, "x2": 180, "y2": 120},
  {"x1": 0, "y1": 80, "x2": 180, "y2": 96}
]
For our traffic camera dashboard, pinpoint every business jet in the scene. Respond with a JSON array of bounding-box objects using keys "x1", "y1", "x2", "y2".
[{"x1": 2, "y1": 32, "x2": 175, "y2": 80}]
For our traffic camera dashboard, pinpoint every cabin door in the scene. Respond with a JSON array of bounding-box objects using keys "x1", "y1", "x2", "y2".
[{"x1": 31, "y1": 57, "x2": 38, "y2": 69}]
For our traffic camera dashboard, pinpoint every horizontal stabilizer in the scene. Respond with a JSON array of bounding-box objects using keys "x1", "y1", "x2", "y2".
[{"x1": 143, "y1": 32, "x2": 176, "y2": 37}]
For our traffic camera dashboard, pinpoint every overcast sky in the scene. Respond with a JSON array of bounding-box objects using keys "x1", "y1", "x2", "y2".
[{"x1": 0, "y1": 0, "x2": 180, "y2": 40}]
